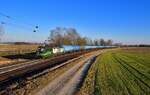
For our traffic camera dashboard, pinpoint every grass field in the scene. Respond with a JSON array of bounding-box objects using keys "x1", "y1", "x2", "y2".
[{"x1": 78, "y1": 48, "x2": 150, "y2": 95}]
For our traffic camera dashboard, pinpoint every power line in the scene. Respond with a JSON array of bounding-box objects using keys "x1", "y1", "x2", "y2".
[
  {"x1": 0, "y1": 12, "x2": 39, "y2": 32},
  {"x1": 1, "y1": 21, "x2": 34, "y2": 31},
  {"x1": 0, "y1": 12, "x2": 11, "y2": 19}
]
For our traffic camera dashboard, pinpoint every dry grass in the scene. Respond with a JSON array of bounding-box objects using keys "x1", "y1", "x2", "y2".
[
  {"x1": 0, "y1": 44, "x2": 39, "y2": 56},
  {"x1": 0, "y1": 44, "x2": 39, "y2": 65},
  {"x1": 76, "y1": 58, "x2": 97, "y2": 95},
  {"x1": 0, "y1": 44, "x2": 39, "y2": 52}
]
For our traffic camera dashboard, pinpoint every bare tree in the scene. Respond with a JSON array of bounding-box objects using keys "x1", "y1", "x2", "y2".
[
  {"x1": 76, "y1": 37, "x2": 86, "y2": 46},
  {"x1": 63, "y1": 37, "x2": 71, "y2": 45},
  {"x1": 83, "y1": 37, "x2": 93, "y2": 46},
  {"x1": 99, "y1": 39, "x2": 105, "y2": 46},
  {"x1": 48, "y1": 27, "x2": 81, "y2": 46},
  {"x1": 48, "y1": 27, "x2": 65, "y2": 47},
  {"x1": 47, "y1": 27, "x2": 114, "y2": 47},
  {"x1": 94, "y1": 39, "x2": 99, "y2": 46},
  {"x1": 106, "y1": 39, "x2": 113, "y2": 46},
  {"x1": 65, "y1": 28, "x2": 80, "y2": 45}
]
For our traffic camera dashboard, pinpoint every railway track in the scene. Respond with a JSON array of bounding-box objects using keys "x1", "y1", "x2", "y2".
[
  {"x1": 35, "y1": 50, "x2": 102, "y2": 95},
  {"x1": 0, "y1": 49, "x2": 99, "y2": 84},
  {"x1": 0, "y1": 60, "x2": 40, "y2": 72}
]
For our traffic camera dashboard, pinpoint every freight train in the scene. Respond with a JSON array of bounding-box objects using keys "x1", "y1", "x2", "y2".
[{"x1": 36, "y1": 44, "x2": 113, "y2": 58}]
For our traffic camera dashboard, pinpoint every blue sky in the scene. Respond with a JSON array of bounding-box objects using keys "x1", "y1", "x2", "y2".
[{"x1": 0, "y1": 0, "x2": 150, "y2": 44}]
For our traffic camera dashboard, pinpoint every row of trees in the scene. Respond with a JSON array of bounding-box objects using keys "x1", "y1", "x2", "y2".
[{"x1": 47, "y1": 27, "x2": 113, "y2": 47}]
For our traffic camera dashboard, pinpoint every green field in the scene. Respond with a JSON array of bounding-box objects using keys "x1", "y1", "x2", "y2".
[{"x1": 78, "y1": 48, "x2": 150, "y2": 95}]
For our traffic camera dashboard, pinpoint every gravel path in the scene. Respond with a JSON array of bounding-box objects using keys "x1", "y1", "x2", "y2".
[
  {"x1": 57, "y1": 57, "x2": 96, "y2": 95},
  {"x1": 36, "y1": 51, "x2": 102, "y2": 95}
]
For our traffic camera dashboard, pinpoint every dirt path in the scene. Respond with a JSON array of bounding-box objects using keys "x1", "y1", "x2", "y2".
[
  {"x1": 36, "y1": 50, "x2": 102, "y2": 95},
  {"x1": 57, "y1": 57, "x2": 96, "y2": 95}
]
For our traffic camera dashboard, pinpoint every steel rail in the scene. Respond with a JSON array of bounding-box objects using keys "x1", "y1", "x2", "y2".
[{"x1": 0, "y1": 49, "x2": 98, "y2": 83}]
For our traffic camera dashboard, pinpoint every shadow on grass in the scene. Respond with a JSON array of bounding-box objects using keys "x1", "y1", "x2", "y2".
[{"x1": 2, "y1": 52, "x2": 40, "y2": 60}]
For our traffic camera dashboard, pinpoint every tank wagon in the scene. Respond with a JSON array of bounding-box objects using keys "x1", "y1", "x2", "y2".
[{"x1": 37, "y1": 45, "x2": 114, "y2": 58}]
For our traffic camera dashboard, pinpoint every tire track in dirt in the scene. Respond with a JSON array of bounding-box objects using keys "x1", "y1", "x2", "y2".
[
  {"x1": 116, "y1": 54, "x2": 150, "y2": 81},
  {"x1": 113, "y1": 53, "x2": 150, "y2": 89},
  {"x1": 112, "y1": 53, "x2": 149, "y2": 94}
]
